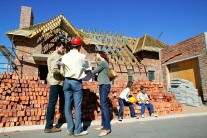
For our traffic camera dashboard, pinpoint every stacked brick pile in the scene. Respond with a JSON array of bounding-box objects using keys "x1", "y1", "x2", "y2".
[
  {"x1": 0, "y1": 72, "x2": 182, "y2": 128},
  {"x1": 0, "y1": 72, "x2": 50, "y2": 128}
]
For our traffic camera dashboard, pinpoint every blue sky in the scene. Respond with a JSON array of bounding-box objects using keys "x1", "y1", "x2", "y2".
[{"x1": 0, "y1": 0, "x2": 207, "y2": 71}]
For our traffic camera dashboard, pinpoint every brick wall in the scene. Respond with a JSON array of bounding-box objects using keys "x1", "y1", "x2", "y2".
[
  {"x1": 14, "y1": 36, "x2": 41, "y2": 77},
  {"x1": 161, "y1": 33, "x2": 207, "y2": 101},
  {"x1": 141, "y1": 51, "x2": 162, "y2": 82}
]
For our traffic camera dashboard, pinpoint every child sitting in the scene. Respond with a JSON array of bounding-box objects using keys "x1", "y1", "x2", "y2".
[
  {"x1": 136, "y1": 86, "x2": 158, "y2": 118},
  {"x1": 118, "y1": 81, "x2": 139, "y2": 121}
]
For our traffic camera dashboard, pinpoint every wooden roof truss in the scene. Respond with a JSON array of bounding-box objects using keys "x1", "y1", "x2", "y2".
[{"x1": 81, "y1": 30, "x2": 144, "y2": 67}]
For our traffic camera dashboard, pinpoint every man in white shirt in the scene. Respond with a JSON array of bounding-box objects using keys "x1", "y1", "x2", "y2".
[
  {"x1": 61, "y1": 37, "x2": 90, "y2": 136},
  {"x1": 136, "y1": 86, "x2": 157, "y2": 118}
]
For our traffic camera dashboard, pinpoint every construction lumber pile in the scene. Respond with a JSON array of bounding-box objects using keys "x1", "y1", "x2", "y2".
[{"x1": 0, "y1": 72, "x2": 182, "y2": 128}]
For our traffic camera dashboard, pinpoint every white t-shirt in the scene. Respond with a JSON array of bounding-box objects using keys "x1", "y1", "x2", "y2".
[
  {"x1": 119, "y1": 88, "x2": 130, "y2": 102},
  {"x1": 136, "y1": 92, "x2": 149, "y2": 104}
]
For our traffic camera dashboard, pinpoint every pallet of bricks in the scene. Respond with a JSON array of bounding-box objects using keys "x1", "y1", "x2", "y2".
[{"x1": 0, "y1": 72, "x2": 183, "y2": 128}]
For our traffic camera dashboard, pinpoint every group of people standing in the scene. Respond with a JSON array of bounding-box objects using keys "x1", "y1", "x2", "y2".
[
  {"x1": 44, "y1": 37, "x2": 111, "y2": 137},
  {"x1": 44, "y1": 36, "x2": 157, "y2": 137}
]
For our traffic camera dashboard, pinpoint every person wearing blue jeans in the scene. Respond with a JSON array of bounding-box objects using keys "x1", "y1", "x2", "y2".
[
  {"x1": 91, "y1": 51, "x2": 111, "y2": 137},
  {"x1": 136, "y1": 86, "x2": 158, "y2": 118},
  {"x1": 61, "y1": 37, "x2": 90, "y2": 137},
  {"x1": 140, "y1": 102, "x2": 155, "y2": 117},
  {"x1": 118, "y1": 81, "x2": 138, "y2": 121},
  {"x1": 118, "y1": 98, "x2": 138, "y2": 119},
  {"x1": 45, "y1": 85, "x2": 65, "y2": 129},
  {"x1": 100, "y1": 84, "x2": 111, "y2": 130},
  {"x1": 63, "y1": 78, "x2": 83, "y2": 135},
  {"x1": 44, "y1": 42, "x2": 65, "y2": 133}
]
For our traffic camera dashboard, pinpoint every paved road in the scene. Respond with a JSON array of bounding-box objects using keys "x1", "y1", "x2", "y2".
[{"x1": 1, "y1": 115, "x2": 207, "y2": 138}]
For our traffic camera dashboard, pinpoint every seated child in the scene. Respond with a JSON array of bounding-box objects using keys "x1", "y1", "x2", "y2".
[
  {"x1": 136, "y1": 86, "x2": 158, "y2": 118},
  {"x1": 118, "y1": 81, "x2": 139, "y2": 121}
]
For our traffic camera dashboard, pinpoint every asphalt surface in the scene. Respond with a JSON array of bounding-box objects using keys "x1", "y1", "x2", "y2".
[{"x1": 1, "y1": 115, "x2": 207, "y2": 138}]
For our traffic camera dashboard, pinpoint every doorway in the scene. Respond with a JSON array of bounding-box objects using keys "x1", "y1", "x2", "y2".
[{"x1": 38, "y1": 64, "x2": 48, "y2": 81}]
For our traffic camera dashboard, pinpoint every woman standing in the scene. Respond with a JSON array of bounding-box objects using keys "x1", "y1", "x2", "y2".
[{"x1": 91, "y1": 51, "x2": 111, "y2": 137}]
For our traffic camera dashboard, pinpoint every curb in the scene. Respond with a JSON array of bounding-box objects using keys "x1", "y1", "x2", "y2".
[{"x1": 1, "y1": 112, "x2": 207, "y2": 133}]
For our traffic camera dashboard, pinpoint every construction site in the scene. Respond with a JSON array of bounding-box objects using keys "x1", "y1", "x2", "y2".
[{"x1": 0, "y1": 6, "x2": 207, "y2": 128}]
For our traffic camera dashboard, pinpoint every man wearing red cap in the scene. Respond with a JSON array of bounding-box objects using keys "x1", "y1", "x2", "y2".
[{"x1": 60, "y1": 37, "x2": 90, "y2": 136}]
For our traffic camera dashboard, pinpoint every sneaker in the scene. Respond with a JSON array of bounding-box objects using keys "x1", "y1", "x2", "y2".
[
  {"x1": 151, "y1": 113, "x2": 158, "y2": 117},
  {"x1": 118, "y1": 117, "x2": 123, "y2": 121},
  {"x1": 141, "y1": 114, "x2": 145, "y2": 118},
  {"x1": 44, "y1": 127, "x2": 61, "y2": 133},
  {"x1": 74, "y1": 131, "x2": 88, "y2": 137},
  {"x1": 67, "y1": 131, "x2": 74, "y2": 136}
]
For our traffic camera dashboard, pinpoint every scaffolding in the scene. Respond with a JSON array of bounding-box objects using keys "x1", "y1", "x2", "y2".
[{"x1": 0, "y1": 44, "x2": 15, "y2": 73}]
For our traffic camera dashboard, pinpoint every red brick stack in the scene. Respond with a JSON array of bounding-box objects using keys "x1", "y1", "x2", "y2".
[
  {"x1": 0, "y1": 72, "x2": 51, "y2": 127},
  {"x1": 0, "y1": 72, "x2": 182, "y2": 128}
]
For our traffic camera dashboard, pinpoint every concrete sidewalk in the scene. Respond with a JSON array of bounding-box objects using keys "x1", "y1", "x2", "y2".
[{"x1": 1, "y1": 105, "x2": 207, "y2": 133}]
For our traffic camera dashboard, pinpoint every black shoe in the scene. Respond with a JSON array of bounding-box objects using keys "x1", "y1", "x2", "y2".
[
  {"x1": 118, "y1": 117, "x2": 123, "y2": 121},
  {"x1": 132, "y1": 115, "x2": 139, "y2": 119}
]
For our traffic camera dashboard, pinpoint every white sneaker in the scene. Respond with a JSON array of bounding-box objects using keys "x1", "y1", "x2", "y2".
[
  {"x1": 74, "y1": 131, "x2": 88, "y2": 137},
  {"x1": 151, "y1": 113, "x2": 158, "y2": 117},
  {"x1": 141, "y1": 114, "x2": 145, "y2": 118},
  {"x1": 67, "y1": 131, "x2": 74, "y2": 136}
]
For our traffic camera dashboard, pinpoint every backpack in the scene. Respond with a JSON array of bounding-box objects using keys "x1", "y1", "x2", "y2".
[{"x1": 109, "y1": 68, "x2": 118, "y2": 81}]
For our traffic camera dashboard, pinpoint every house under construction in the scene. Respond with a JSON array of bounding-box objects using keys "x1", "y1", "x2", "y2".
[
  {"x1": 2, "y1": 6, "x2": 207, "y2": 102},
  {"x1": 4, "y1": 6, "x2": 168, "y2": 83}
]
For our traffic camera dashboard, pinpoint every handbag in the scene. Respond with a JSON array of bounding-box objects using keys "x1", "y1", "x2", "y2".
[{"x1": 109, "y1": 68, "x2": 118, "y2": 81}]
